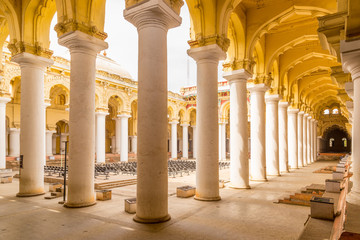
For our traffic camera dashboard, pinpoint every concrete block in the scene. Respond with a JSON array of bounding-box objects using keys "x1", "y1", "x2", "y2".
[
  {"x1": 0, "y1": 176, "x2": 13, "y2": 183},
  {"x1": 310, "y1": 196, "x2": 334, "y2": 220},
  {"x1": 333, "y1": 171, "x2": 344, "y2": 180},
  {"x1": 49, "y1": 183, "x2": 63, "y2": 192},
  {"x1": 325, "y1": 179, "x2": 342, "y2": 193},
  {"x1": 96, "y1": 190, "x2": 112, "y2": 201},
  {"x1": 125, "y1": 198, "x2": 136, "y2": 214},
  {"x1": 177, "y1": 186, "x2": 196, "y2": 198}
]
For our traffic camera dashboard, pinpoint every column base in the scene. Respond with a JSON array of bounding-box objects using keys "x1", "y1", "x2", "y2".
[
  {"x1": 16, "y1": 191, "x2": 45, "y2": 197},
  {"x1": 133, "y1": 214, "x2": 171, "y2": 224},
  {"x1": 194, "y1": 195, "x2": 221, "y2": 201},
  {"x1": 64, "y1": 201, "x2": 96, "y2": 208},
  {"x1": 250, "y1": 178, "x2": 268, "y2": 182},
  {"x1": 229, "y1": 184, "x2": 251, "y2": 189},
  {"x1": 267, "y1": 173, "x2": 281, "y2": 177}
]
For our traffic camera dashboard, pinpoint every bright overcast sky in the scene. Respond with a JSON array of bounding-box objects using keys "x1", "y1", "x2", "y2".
[{"x1": 49, "y1": 0, "x2": 224, "y2": 93}]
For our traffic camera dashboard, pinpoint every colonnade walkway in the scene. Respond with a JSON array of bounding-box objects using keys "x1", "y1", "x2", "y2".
[{"x1": 0, "y1": 160, "x2": 336, "y2": 240}]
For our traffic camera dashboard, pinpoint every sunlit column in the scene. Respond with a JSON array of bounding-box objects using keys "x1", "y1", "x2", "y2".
[
  {"x1": 297, "y1": 111, "x2": 304, "y2": 167},
  {"x1": 115, "y1": 117, "x2": 121, "y2": 154},
  {"x1": 111, "y1": 136, "x2": 116, "y2": 153},
  {"x1": 279, "y1": 102, "x2": 289, "y2": 173},
  {"x1": 221, "y1": 122, "x2": 226, "y2": 160},
  {"x1": 181, "y1": 123, "x2": 189, "y2": 159},
  {"x1": 310, "y1": 119, "x2": 315, "y2": 163},
  {"x1": 12, "y1": 53, "x2": 53, "y2": 197},
  {"x1": 303, "y1": 113, "x2": 308, "y2": 166},
  {"x1": 265, "y1": 94, "x2": 281, "y2": 176},
  {"x1": 223, "y1": 69, "x2": 251, "y2": 188},
  {"x1": 95, "y1": 112, "x2": 108, "y2": 163},
  {"x1": 288, "y1": 108, "x2": 298, "y2": 169},
  {"x1": 119, "y1": 114, "x2": 130, "y2": 162},
  {"x1": 192, "y1": 125, "x2": 197, "y2": 158},
  {"x1": 125, "y1": 0, "x2": 182, "y2": 222},
  {"x1": 131, "y1": 136, "x2": 137, "y2": 153},
  {"x1": 0, "y1": 97, "x2": 10, "y2": 169},
  {"x1": 8, "y1": 128, "x2": 20, "y2": 157},
  {"x1": 314, "y1": 121, "x2": 318, "y2": 161},
  {"x1": 59, "y1": 31, "x2": 107, "y2": 207},
  {"x1": 307, "y1": 116, "x2": 312, "y2": 164},
  {"x1": 248, "y1": 84, "x2": 269, "y2": 181},
  {"x1": 170, "y1": 121, "x2": 178, "y2": 159}
]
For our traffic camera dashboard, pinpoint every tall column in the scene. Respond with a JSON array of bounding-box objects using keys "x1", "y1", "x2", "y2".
[
  {"x1": 111, "y1": 136, "x2": 116, "y2": 153},
  {"x1": 248, "y1": 84, "x2": 269, "y2": 181},
  {"x1": 307, "y1": 116, "x2": 312, "y2": 164},
  {"x1": 303, "y1": 113, "x2": 308, "y2": 166},
  {"x1": 223, "y1": 69, "x2": 251, "y2": 189},
  {"x1": 0, "y1": 97, "x2": 10, "y2": 169},
  {"x1": 131, "y1": 136, "x2": 137, "y2": 153},
  {"x1": 52, "y1": 134, "x2": 57, "y2": 154},
  {"x1": 59, "y1": 31, "x2": 107, "y2": 207},
  {"x1": 115, "y1": 117, "x2": 121, "y2": 154},
  {"x1": 44, "y1": 103, "x2": 50, "y2": 165},
  {"x1": 181, "y1": 124, "x2": 189, "y2": 159},
  {"x1": 170, "y1": 121, "x2": 178, "y2": 159},
  {"x1": 8, "y1": 128, "x2": 20, "y2": 157},
  {"x1": 297, "y1": 111, "x2": 304, "y2": 167},
  {"x1": 12, "y1": 53, "x2": 53, "y2": 197},
  {"x1": 192, "y1": 125, "x2": 197, "y2": 158},
  {"x1": 119, "y1": 114, "x2": 130, "y2": 162},
  {"x1": 125, "y1": 0, "x2": 182, "y2": 222},
  {"x1": 221, "y1": 123, "x2": 226, "y2": 160},
  {"x1": 265, "y1": 94, "x2": 281, "y2": 176},
  {"x1": 279, "y1": 102, "x2": 289, "y2": 173},
  {"x1": 95, "y1": 112, "x2": 108, "y2": 163},
  {"x1": 46, "y1": 130, "x2": 56, "y2": 156},
  {"x1": 188, "y1": 44, "x2": 225, "y2": 201},
  {"x1": 310, "y1": 119, "x2": 315, "y2": 163},
  {"x1": 287, "y1": 109, "x2": 298, "y2": 169},
  {"x1": 341, "y1": 39, "x2": 360, "y2": 203},
  {"x1": 218, "y1": 123, "x2": 222, "y2": 160},
  {"x1": 314, "y1": 121, "x2": 318, "y2": 161}
]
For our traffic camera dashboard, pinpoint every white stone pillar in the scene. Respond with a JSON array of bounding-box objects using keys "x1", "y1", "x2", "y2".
[
  {"x1": 192, "y1": 126, "x2": 197, "y2": 158},
  {"x1": 303, "y1": 113, "x2": 308, "y2": 166},
  {"x1": 95, "y1": 112, "x2": 108, "y2": 163},
  {"x1": 46, "y1": 130, "x2": 56, "y2": 156},
  {"x1": 131, "y1": 136, "x2": 137, "y2": 153},
  {"x1": 341, "y1": 39, "x2": 360, "y2": 203},
  {"x1": 287, "y1": 108, "x2": 298, "y2": 169},
  {"x1": 111, "y1": 136, "x2": 116, "y2": 153},
  {"x1": 307, "y1": 116, "x2": 312, "y2": 164},
  {"x1": 59, "y1": 31, "x2": 107, "y2": 207},
  {"x1": 297, "y1": 111, "x2": 304, "y2": 167},
  {"x1": 44, "y1": 103, "x2": 50, "y2": 165},
  {"x1": 52, "y1": 134, "x2": 57, "y2": 154},
  {"x1": 310, "y1": 119, "x2": 315, "y2": 163},
  {"x1": 279, "y1": 102, "x2": 289, "y2": 173},
  {"x1": 12, "y1": 53, "x2": 53, "y2": 197},
  {"x1": 248, "y1": 84, "x2": 269, "y2": 181},
  {"x1": 124, "y1": 0, "x2": 182, "y2": 222},
  {"x1": 223, "y1": 69, "x2": 251, "y2": 188},
  {"x1": 188, "y1": 44, "x2": 225, "y2": 201},
  {"x1": 115, "y1": 117, "x2": 121, "y2": 154},
  {"x1": 119, "y1": 114, "x2": 130, "y2": 162},
  {"x1": 218, "y1": 123, "x2": 222, "y2": 160},
  {"x1": 181, "y1": 124, "x2": 189, "y2": 159},
  {"x1": 317, "y1": 136, "x2": 321, "y2": 155},
  {"x1": 314, "y1": 121, "x2": 318, "y2": 160},
  {"x1": 0, "y1": 97, "x2": 10, "y2": 169},
  {"x1": 170, "y1": 121, "x2": 178, "y2": 159},
  {"x1": 221, "y1": 122, "x2": 226, "y2": 160},
  {"x1": 8, "y1": 128, "x2": 20, "y2": 157},
  {"x1": 265, "y1": 94, "x2": 281, "y2": 176}
]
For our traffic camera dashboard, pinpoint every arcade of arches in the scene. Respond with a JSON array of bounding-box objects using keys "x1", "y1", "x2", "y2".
[{"x1": 0, "y1": 0, "x2": 359, "y2": 236}]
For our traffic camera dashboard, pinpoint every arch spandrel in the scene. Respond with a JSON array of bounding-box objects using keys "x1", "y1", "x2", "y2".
[{"x1": 0, "y1": 1, "x2": 21, "y2": 44}]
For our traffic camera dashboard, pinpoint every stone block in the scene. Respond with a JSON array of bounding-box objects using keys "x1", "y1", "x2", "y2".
[
  {"x1": 0, "y1": 176, "x2": 13, "y2": 183},
  {"x1": 310, "y1": 196, "x2": 334, "y2": 220},
  {"x1": 0, "y1": 169, "x2": 12, "y2": 178},
  {"x1": 325, "y1": 179, "x2": 342, "y2": 193},
  {"x1": 96, "y1": 190, "x2": 112, "y2": 201},
  {"x1": 219, "y1": 180, "x2": 225, "y2": 188},
  {"x1": 333, "y1": 171, "x2": 345, "y2": 180},
  {"x1": 49, "y1": 183, "x2": 63, "y2": 192},
  {"x1": 177, "y1": 185, "x2": 196, "y2": 198},
  {"x1": 125, "y1": 198, "x2": 136, "y2": 214},
  {"x1": 51, "y1": 191, "x2": 63, "y2": 197}
]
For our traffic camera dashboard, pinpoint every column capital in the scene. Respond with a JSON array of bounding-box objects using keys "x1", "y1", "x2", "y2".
[
  {"x1": 218, "y1": 121, "x2": 227, "y2": 125},
  {"x1": 279, "y1": 101, "x2": 289, "y2": 108},
  {"x1": 287, "y1": 108, "x2": 299, "y2": 114},
  {"x1": 340, "y1": 39, "x2": 360, "y2": 80},
  {"x1": 265, "y1": 94, "x2": 282, "y2": 103},
  {"x1": 44, "y1": 102, "x2": 51, "y2": 108},
  {"x1": 223, "y1": 69, "x2": 252, "y2": 83},
  {"x1": 9, "y1": 128, "x2": 20, "y2": 133},
  {"x1": 124, "y1": 0, "x2": 182, "y2": 30},
  {"x1": 117, "y1": 114, "x2": 131, "y2": 119},
  {"x1": 298, "y1": 111, "x2": 305, "y2": 115},
  {"x1": 58, "y1": 31, "x2": 108, "y2": 55},
  {"x1": 307, "y1": 115, "x2": 312, "y2": 120},
  {"x1": 46, "y1": 130, "x2": 56, "y2": 134},
  {"x1": 169, "y1": 121, "x2": 179, "y2": 125},
  {"x1": 303, "y1": 113, "x2": 309, "y2": 117},
  {"x1": 191, "y1": 125, "x2": 196, "y2": 128},
  {"x1": 0, "y1": 97, "x2": 11, "y2": 105},
  {"x1": 187, "y1": 44, "x2": 226, "y2": 63},
  {"x1": 11, "y1": 52, "x2": 53, "y2": 69},
  {"x1": 96, "y1": 111, "x2": 109, "y2": 117},
  {"x1": 180, "y1": 123, "x2": 189, "y2": 127},
  {"x1": 311, "y1": 119, "x2": 316, "y2": 122},
  {"x1": 247, "y1": 83, "x2": 270, "y2": 93}
]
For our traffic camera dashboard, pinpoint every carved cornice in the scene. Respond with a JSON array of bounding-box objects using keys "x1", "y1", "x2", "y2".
[
  {"x1": 55, "y1": 19, "x2": 108, "y2": 41},
  {"x1": 222, "y1": 59, "x2": 255, "y2": 73},
  {"x1": 188, "y1": 34, "x2": 230, "y2": 53},
  {"x1": 126, "y1": 0, "x2": 184, "y2": 15},
  {"x1": 7, "y1": 41, "x2": 53, "y2": 59}
]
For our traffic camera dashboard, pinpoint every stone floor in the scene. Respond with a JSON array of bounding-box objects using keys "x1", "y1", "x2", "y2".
[{"x1": 0, "y1": 160, "x2": 336, "y2": 240}]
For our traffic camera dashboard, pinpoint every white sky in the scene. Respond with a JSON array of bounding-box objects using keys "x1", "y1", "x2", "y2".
[{"x1": 49, "y1": 0, "x2": 224, "y2": 93}]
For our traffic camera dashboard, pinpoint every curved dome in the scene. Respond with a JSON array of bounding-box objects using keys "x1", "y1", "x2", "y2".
[{"x1": 96, "y1": 54, "x2": 133, "y2": 80}]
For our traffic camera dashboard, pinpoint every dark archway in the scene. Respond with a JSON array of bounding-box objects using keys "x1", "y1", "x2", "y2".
[{"x1": 323, "y1": 126, "x2": 351, "y2": 153}]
